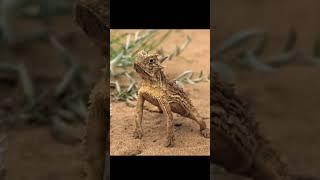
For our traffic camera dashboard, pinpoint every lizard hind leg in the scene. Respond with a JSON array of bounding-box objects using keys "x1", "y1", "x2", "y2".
[{"x1": 188, "y1": 110, "x2": 210, "y2": 138}]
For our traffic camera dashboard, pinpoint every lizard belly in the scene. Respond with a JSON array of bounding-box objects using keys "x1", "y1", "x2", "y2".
[
  {"x1": 139, "y1": 86, "x2": 190, "y2": 117},
  {"x1": 143, "y1": 94, "x2": 160, "y2": 106},
  {"x1": 168, "y1": 94, "x2": 190, "y2": 117},
  {"x1": 170, "y1": 102, "x2": 188, "y2": 116},
  {"x1": 139, "y1": 86, "x2": 164, "y2": 107}
]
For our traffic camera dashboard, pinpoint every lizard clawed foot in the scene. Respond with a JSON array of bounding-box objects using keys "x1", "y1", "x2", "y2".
[
  {"x1": 200, "y1": 128, "x2": 210, "y2": 138},
  {"x1": 164, "y1": 134, "x2": 175, "y2": 147},
  {"x1": 133, "y1": 129, "x2": 143, "y2": 139}
]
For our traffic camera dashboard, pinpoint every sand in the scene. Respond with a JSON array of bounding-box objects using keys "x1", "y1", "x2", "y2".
[
  {"x1": 110, "y1": 30, "x2": 210, "y2": 156},
  {"x1": 213, "y1": 0, "x2": 320, "y2": 178}
]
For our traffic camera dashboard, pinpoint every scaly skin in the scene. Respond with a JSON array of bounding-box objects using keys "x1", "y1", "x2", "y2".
[
  {"x1": 74, "y1": 1, "x2": 109, "y2": 179},
  {"x1": 212, "y1": 72, "x2": 289, "y2": 180},
  {"x1": 212, "y1": 72, "x2": 320, "y2": 180},
  {"x1": 74, "y1": 0, "x2": 320, "y2": 178},
  {"x1": 133, "y1": 50, "x2": 210, "y2": 147},
  {"x1": 83, "y1": 77, "x2": 109, "y2": 180}
]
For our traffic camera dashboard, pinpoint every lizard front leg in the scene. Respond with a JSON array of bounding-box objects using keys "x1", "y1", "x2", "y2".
[
  {"x1": 134, "y1": 93, "x2": 145, "y2": 139},
  {"x1": 158, "y1": 98, "x2": 175, "y2": 147}
]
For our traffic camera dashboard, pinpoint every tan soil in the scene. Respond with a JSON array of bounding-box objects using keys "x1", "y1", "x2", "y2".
[
  {"x1": 7, "y1": 126, "x2": 85, "y2": 180},
  {"x1": 110, "y1": 30, "x2": 210, "y2": 156},
  {"x1": 214, "y1": 0, "x2": 320, "y2": 179}
]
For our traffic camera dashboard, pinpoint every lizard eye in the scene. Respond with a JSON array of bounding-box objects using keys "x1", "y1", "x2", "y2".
[{"x1": 149, "y1": 59, "x2": 154, "y2": 63}]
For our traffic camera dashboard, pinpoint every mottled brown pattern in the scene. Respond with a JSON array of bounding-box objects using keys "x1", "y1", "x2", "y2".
[
  {"x1": 212, "y1": 72, "x2": 320, "y2": 180},
  {"x1": 74, "y1": 0, "x2": 109, "y2": 179},
  {"x1": 133, "y1": 50, "x2": 209, "y2": 147},
  {"x1": 212, "y1": 72, "x2": 289, "y2": 180},
  {"x1": 74, "y1": 0, "x2": 109, "y2": 56},
  {"x1": 74, "y1": 0, "x2": 317, "y2": 178},
  {"x1": 83, "y1": 77, "x2": 109, "y2": 180}
]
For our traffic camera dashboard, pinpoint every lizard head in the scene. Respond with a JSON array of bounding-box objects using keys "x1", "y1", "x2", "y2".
[{"x1": 133, "y1": 50, "x2": 168, "y2": 79}]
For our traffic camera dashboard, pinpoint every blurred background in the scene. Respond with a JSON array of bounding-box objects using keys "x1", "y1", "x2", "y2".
[
  {"x1": 3, "y1": 0, "x2": 320, "y2": 179},
  {"x1": 0, "y1": 0, "x2": 104, "y2": 179},
  {"x1": 213, "y1": 0, "x2": 320, "y2": 179}
]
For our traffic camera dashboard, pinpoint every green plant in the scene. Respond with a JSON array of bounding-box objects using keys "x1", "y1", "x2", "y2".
[
  {"x1": 0, "y1": 36, "x2": 88, "y2": 143},
  {"x1": 214, "y1": 28, "x2": 320, "y2": 83},
  {"x1": 110, "y1": 30, "x2": 206, "y2": 104}
]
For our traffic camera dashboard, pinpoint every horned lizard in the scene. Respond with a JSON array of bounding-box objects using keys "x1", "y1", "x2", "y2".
[
  {"x1": 212, "y1": 72, "x2": 290, "y2": 180},
  {"x1": 74, "y1": 0, "x2": 319, "y2": 178},
  {"x1": 133, "y1": 50, "x2": 210, "y2": 147}
]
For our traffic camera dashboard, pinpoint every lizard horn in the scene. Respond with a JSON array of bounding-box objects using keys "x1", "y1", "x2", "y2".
[
  {"x1": 159, "y1": 56, "x2": 168, "y2": 63},
  {"x1": 137, "y1": 50, "x2": 148, "y2": 59}
]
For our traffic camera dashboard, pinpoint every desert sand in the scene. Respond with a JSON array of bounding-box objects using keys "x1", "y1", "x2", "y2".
[{"x1": 110, "y1": 30, "x2": 210, "y2": 156}]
